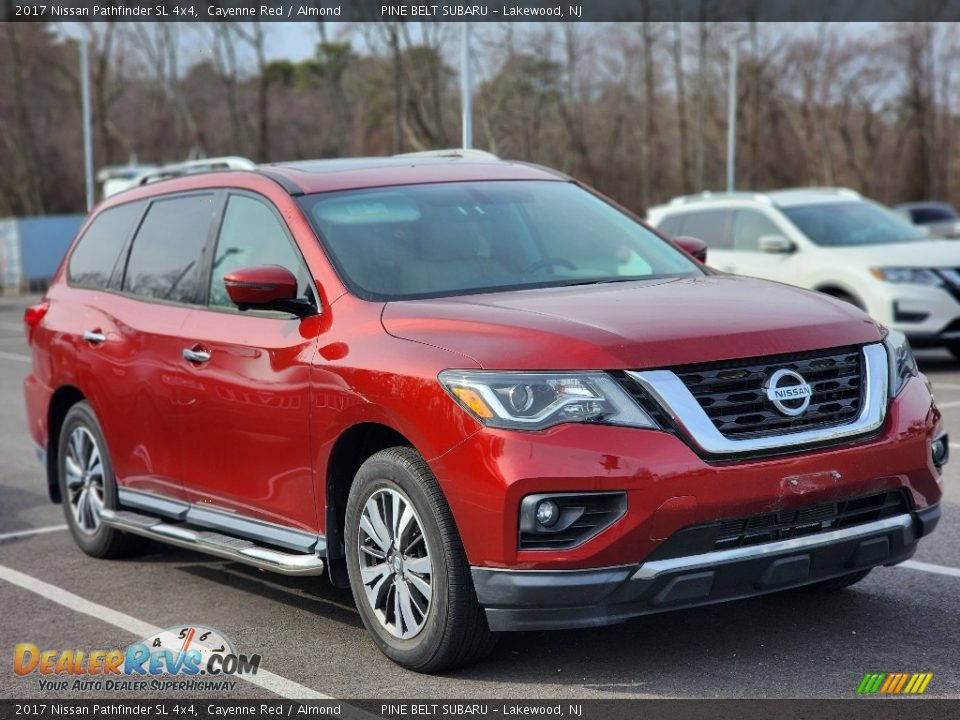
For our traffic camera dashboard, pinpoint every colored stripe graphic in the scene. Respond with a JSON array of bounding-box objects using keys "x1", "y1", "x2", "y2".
[
  {"x1": 879, "y1": 674, "x2": 898, "y2": 693},
  {"x1": 858, "y1": 672, "x2": 932, "y2": 694},
  {"x1": 858, "y1": 673, "x2": 886, "y2": 694}
]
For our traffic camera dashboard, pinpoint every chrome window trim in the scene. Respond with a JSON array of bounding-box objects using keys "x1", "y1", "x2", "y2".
[
  {"x1": 632, "y1": 513, "x2": 912, "y2": 580},
  {"x1": 627, "y1": 343, "x2": 888, "y2": 455}
]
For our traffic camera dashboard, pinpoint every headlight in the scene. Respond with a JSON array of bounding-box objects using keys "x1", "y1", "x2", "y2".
[
  {"x1": 869, "y1": 267, "x2": 943, "y2": 286},
  {"x1": 884, "y1": 329, "x2": 918, "y2": 397},
  {"x1": 438, "y1": 370, "x2": 657, "y2": 431}
]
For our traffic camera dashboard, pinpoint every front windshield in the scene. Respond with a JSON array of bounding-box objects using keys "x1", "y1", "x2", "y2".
[
  {"x1": 782, "y1": 200, "x2": 927, "y2": 247},
  {"x1": 299, "y1": 181, "x2": 701, "y2": 300}
]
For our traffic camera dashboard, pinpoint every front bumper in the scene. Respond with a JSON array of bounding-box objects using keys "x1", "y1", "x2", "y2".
[
  {"x1": 869, "y1": 282, "x2": 960, "y2": 345},
  {"x1": 473, "y1": 505, "x2": 940, "y2": 631},
  {"x1": 433, "y1": 374, "x2": 942, "y2": 571}
]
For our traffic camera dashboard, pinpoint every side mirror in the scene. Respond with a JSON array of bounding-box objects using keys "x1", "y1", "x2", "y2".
[
  {"x1": 672, "y1": 236, "x2": 708, "y2": 263},
  {"x1": 757, "y1": 234, "x2": 796, "y2": 254},
  {"x1": 223, "y1": 265, "x2": 316, "y2": 318}
]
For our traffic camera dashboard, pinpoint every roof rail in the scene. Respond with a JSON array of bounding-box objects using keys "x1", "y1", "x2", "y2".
[
  {"x1": 394, "y1": 148, "x2": 500, "y2": 161},
  {"x1": 667, "y1": 191, "x2": 773, "y2": 206},
  {"x1": 136, "y1": 156, "x2": 257, "y2": 187}
]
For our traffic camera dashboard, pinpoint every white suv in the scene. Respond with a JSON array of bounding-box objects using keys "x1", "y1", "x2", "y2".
[{"x1": 648, "y1": 188, "x2": 960, "y2": 357}]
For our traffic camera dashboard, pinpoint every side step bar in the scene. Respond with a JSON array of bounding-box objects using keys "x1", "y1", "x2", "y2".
[{"x1": 100, "y1": 509, "x2": 325, "y2": 576}]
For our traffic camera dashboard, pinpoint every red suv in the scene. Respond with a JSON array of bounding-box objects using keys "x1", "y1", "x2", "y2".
[{"x1": 23, "y1": 154, "x2": 944, "y2": 672}]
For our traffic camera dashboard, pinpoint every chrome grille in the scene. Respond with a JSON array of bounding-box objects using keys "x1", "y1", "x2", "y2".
[{"x1": 671, "y1": 346, "x2": 864, "y2": 439}]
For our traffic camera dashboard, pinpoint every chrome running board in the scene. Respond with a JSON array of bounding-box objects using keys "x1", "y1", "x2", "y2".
[{"x1": 100, "y1": 509, "x2": 325, "y2": 576}]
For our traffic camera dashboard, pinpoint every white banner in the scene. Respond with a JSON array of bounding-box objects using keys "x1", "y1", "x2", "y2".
[{"x1": 0, "y1": 219, "x2": 23, "y2": 290}]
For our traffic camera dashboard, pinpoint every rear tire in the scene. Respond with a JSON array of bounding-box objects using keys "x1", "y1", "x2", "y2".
[
  {"x1": 344, "y1": 446, "x2": 497, "y2": 672},
  {"x1": 798, "y1": 568, "x2": 871, "y2": 592},
  {"x1": 57, "y1": 402, "x2": 150, "y2": 559}
]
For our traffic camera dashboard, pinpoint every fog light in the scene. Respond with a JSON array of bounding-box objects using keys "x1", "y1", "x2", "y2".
[
  {"x1": 535, "y1": 499, "x2": 560, "y2": 528},
  {"x1": 931, "y1": 434, "x2": 949, "y2": 469}
]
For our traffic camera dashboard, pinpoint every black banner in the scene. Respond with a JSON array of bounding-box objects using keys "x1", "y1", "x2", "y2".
[
  {"x1": 2, "y1": 700, "x2": 960, "y2": 720},
  {"x1": 6, "y1": 0, "x2": 960, "y2": 23}
]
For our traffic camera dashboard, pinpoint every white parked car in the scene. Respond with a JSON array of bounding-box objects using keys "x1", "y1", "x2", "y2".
[{"x1": 648, "y1": 188, "x2": 960, "y2": 358}]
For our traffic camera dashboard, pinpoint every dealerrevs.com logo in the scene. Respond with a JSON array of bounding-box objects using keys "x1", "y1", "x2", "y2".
[{"x1": 14, "y1": 625, "x2": 261, "y2": 693}]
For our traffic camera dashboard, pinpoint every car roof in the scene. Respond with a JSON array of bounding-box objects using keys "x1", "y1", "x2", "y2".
[
  {"x1": 104, "y1": 152, "x2": 569, "y2": 202},
  {"x1": 650, "y1": 187, "x2": 864, "y2": 215},
  {"x1": 764, "y1": 188, "x2": 862, "y2": 207},
  {"x1": 263, "y1": 156, "x2": 566, "y2": 194}
]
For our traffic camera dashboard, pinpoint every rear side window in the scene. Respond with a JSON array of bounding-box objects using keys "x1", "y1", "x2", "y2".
[
  {"x1": 676, "y1": 209, "x2": 733, "y2": 249},
  {"x1": 68, "y1": 202, "x2": 144, "y2": 289},
  {"x1": 123, "y1": 194, "x2": 217, "y2": 304}
]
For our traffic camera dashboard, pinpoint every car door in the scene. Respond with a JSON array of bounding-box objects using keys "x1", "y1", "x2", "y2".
[
  {"x1": 81, "y1": 191, "x2": 219, "y2": 502},
  {"x1": 176, "y1": 191, "x2": 321, "y2": 534},
  {"x1": 724, "y1": 209, "x2": 801, "y2": 284}
]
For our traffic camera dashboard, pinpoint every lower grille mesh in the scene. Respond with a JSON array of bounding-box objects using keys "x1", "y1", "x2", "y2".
[{"x1": 713, "y1": 491, "x2": 909, "y2": 551}]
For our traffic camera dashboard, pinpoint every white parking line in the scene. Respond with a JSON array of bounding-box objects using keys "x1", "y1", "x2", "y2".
[
  {"x1": 0, "y1": 564, "x2": 332, "y2": 699},
  {"x1": 899, "y1": 560, "x2": 960, "y2": 579},
  {"x1": 0, "y1": 322, "x2": 25, "y2": 332},
  {"x1": 932, "y1": 382, "x2": 960, "y2": 391},
  {"x1": 0, "y1": 525, "x2": 67, "y2": 542},
  {"x1": 935, "y1": 399, "x2": 960, "y2": 409},
  {"x1": 0, "y1": 350, "x2": 30, "y2": 363}
]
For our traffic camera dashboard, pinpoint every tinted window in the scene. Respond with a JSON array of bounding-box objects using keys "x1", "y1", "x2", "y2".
[
  {"x1": 911, "y1": 206, "x2": 959, "y2": 224},
  {"x1": 731, "y1": 210, "x2": 784, "y2": 251},
  {"x1": 677, "y1": 210, "x2": 733, "y2": 249},
  {"x1": 123, "y1": 194, "x2": 217, "y2": 304},
  {"x1": 299, "y1": 181, "x2": 701, "y2": 300},
  {"x1": 783, "y1": 201, "x2": 926, "y2": 246},
  {"x1": 209, "y1": 195, "x2": 310, "y2": 309},
  {"x1": 68, "y1": 202, "x2": 143, "y2": 289}
]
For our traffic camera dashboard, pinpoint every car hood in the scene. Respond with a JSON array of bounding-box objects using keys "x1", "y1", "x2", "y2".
[
  {"x1": 381, "y1": 275, "x2": 883, "y2": 370},
  {"x1": 826, "y1": 239, "x2": 960, "y2": 266}
]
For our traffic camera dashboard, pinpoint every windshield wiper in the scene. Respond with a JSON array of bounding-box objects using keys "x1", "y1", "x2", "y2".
[{"x1": 554, "y1": 277, "x2": 648, "y2": 288}]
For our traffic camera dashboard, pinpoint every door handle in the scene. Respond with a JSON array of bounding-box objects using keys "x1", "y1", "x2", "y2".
[
  {"x1": 82, "y1": 330, "x2": 106, "y2": 345},
  {"x1": 182, "y1": 348, "x2": 212, "y2": 364}
]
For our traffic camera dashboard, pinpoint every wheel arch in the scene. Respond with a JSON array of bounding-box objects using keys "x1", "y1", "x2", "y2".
[
  {"x1": 324, "y1": 421, "x2": 415, "y2": 587},
  {"x1": 45, "y1": 385, "x2": 87, "y2": 503},
  {"x1": 814, "y1": 282, "x2": 865, "y2": 308}
]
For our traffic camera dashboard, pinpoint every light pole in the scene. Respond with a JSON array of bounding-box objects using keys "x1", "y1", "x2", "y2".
[
  {"x1": 461, "y1": 23, "x2": 473, "y2": 149},
  {"x1": 726, "y1": 31, "x2": 746, "y2": 193},
  {"x1": 80, "y1": 38, "x2": 95, "y2": 211}
]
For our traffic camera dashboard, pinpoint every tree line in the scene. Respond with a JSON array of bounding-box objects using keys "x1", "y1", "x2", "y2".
[{"x1": 0, "y1": 21, "x2": 956, "y2": 217}]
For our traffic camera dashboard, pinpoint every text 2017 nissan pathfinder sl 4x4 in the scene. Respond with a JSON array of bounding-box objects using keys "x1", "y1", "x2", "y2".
[{"x1": 23, "y1": 153, "x2": 944, "y2": 672}]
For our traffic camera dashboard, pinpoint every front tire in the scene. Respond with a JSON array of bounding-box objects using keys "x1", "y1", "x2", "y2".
[
  {"x1": 945, "y1": 342, "x2": 960, "y2": 362},
  {"x1": 57, "y1": 402, "x2": 150, "y2": 559},
  {"x1": 344, "y1": 447, "x2": 497, "y2": 672}
]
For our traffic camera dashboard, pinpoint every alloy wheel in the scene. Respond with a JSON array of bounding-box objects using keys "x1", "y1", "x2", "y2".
[
  {"x1": 357, "y1": 488, "x2": 434, "y2": 639},
  {"x1": 64, "y1": 426, "x2": 105, "y2": 535}
]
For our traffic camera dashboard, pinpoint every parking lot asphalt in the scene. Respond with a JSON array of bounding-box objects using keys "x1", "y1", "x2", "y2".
[{"x1": 0, "y1": 293, "x2": 957, "y2": 701}]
